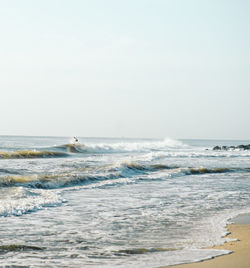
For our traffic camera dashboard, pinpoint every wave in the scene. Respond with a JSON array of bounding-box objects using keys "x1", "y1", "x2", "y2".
[
  {"x1": 187, "y1": 167, "x2": 231, "y2": 175},
  {"x1": 0, "y1": 138, "x2": 187, "y2": 159},
  {"x1": 112, "y1": 161, "x2": 175, "y2": 173},
  {"x1": 0, "y1": 150, "x2": 68, "y2": 159},
  {"x1": 145, "y1": 150, "x2": 250, "y2": 163},
  {"x1": 0, "y1": 172, "x2": 122, "y2": 189},
  {"x1": 110, "y1": 161, "x2": 241, "y2": 175},
  {"x1": 0, "y1": 187, "x2": 63, "y2": 217},
  {"x1": 0, "y1": 244, "x2": 44, "y2": 252},
  {"x1": 52, "y1": 138, "x2": 188, "y2": 154},
  {"x1": 115, "y1": 247, "x2": 176, "y2": 255},
  {"x1": 53, "y1": 143, "x2": 87, "y2": 153},
  {"x1": 1, "y1": 164, "x2": 249, "y2": 190}
]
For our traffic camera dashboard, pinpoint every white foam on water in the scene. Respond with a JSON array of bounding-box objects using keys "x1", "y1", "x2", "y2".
[
  {"x1": 0, "y1": 187, "x2": 63, "y2": 217},
  {"x1": 82, "y1": 137, "x2": 188, "y2": 154},
  {"x1": 101, "y1": 249, "x2": 231, "y2": 268}
]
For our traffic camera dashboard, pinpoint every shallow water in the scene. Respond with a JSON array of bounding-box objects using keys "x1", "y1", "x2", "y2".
[{"x1": 0, "y1": 136, "x2": 250, "y2": 267}]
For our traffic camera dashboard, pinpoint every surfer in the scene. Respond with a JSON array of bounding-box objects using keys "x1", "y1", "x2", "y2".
[{"x1": 73, "y1": 137, "x2": 79, "y2": 143}]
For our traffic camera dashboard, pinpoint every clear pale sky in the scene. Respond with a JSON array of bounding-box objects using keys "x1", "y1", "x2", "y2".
[{"x1": 1, "y1": 0, "x2": 249, "y2": 139}]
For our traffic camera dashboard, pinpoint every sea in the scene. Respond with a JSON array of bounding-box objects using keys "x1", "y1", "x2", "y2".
[{"x1": 1, "y1": 135, "x2": 250, "y2": 268}]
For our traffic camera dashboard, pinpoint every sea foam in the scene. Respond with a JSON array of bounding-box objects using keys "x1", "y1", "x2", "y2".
[{"x1": 0, "y1": 187, "x2": 63, "y2": 217}]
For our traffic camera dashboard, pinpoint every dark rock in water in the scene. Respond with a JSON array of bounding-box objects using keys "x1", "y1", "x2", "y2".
[
  {"x1": 238, "y1": 144, "x2": 250, "y2": 150},
  {"x1": 212, "y1": 144, "x2": 250, "y2": 151},
  {"x1": 213, "y1": 146, "x2": 221, "y2": 150}
]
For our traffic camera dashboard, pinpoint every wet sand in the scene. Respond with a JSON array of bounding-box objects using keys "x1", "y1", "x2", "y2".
[{"x1": 162, "y1": 215, "x2": 250, "y2": 268}]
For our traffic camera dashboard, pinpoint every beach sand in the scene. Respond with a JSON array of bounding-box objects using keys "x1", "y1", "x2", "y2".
[{"x1": 161, "y1": 215, "x2": 250, "y2": 268}]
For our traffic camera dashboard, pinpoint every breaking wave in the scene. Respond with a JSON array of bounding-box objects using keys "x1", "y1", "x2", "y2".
[
  {"x1": 0, "y1": 164, "x2": 249, "y2": 190},
  {"x1": 0, "y1": 150, "x2": 68, "y2": 159},
  {"x1": 0, "y1": 138, "x2": 188, "y2": 160},
  {"x1": 52, "y1": 138, "x2": 188, "y2": 154},
  {"x1": 83, "y1": 138, "x2": 187, "y2": 153},
  {"x1": 0, "y1": 187, "x2": 63, "y2": 217},
  {"x1": 53, "y1": 143, "x2": 87, "y2": 153},
  {"x1": 0, "y1": 173, "x2": 122, "y2": 189}
]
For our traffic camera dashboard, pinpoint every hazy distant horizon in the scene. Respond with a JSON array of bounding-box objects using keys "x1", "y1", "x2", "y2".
[
  {"x1": 1, "y1": 0, "x2": 249, "y2": 140},
  {"x1": 1, "y1": 134, "x2": 250, "y2": 143}
]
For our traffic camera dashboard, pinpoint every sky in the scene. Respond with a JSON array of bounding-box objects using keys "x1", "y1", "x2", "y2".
[{"x1": 0, "y1": 0, "x2": 249, "y2": 139}]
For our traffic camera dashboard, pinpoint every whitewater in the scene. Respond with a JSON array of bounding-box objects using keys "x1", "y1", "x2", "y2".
[{"x1": 1, "y1": 136, "x2": 250, "y2": 267}]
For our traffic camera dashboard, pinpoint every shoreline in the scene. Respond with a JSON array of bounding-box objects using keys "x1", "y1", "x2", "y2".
[{"x1": 161, "y1": 214, "x2": 250, "y2": 268}]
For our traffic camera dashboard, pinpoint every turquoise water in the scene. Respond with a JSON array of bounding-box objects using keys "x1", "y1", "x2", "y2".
[{"x1": 0, "y1": 136, "x2": 250, "y2": 267}]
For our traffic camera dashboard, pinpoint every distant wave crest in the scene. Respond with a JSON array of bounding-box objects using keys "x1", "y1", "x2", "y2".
[
  {"x1": 53, "y1": 143, "x2": 87, "y2": 153},
  {"x1": 64, "y1": 138, "x2": 188, "y2": 154},
  {"x1": 0, "y1": 138, "x2": 188, "y2": 159},
  {"x1": 0, "y1": 150, "x2": 68, "y2": 159}
]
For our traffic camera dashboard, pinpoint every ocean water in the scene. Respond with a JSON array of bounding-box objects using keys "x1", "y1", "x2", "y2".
[{"x1": 1, "y1": 136, "x2": 250, "y2": 267}]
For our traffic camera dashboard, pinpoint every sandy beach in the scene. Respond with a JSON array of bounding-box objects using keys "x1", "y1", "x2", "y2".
[{"x1": 161, "y1": 215, "x2": 250, "y2": 268}]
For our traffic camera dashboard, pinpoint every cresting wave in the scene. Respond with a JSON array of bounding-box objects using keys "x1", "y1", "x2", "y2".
[
  {"x1": 113, "y1": 162, "x2": 234, "y2": 175},
  {"x1": 53, "y1": 143, "x2": 87, "y2": 153},
  {"x1": 54, "y1": 138, "x2": 188, "y2": 154},
  {"x1": 0, "y1": 143, "x2": 89, "y2": 159},
  {"x1": 0, "y1": 139, "x2": 188, "y2": 159},
  {"x1": 0, "y1": 150, "x2": 68, "y2": 159},
  {"x1": 0, "y1": 173, "x2": 122, "y2": 189},
  {"x1": 0, "y1": 164, "x2": 249, "y2": 189}
]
